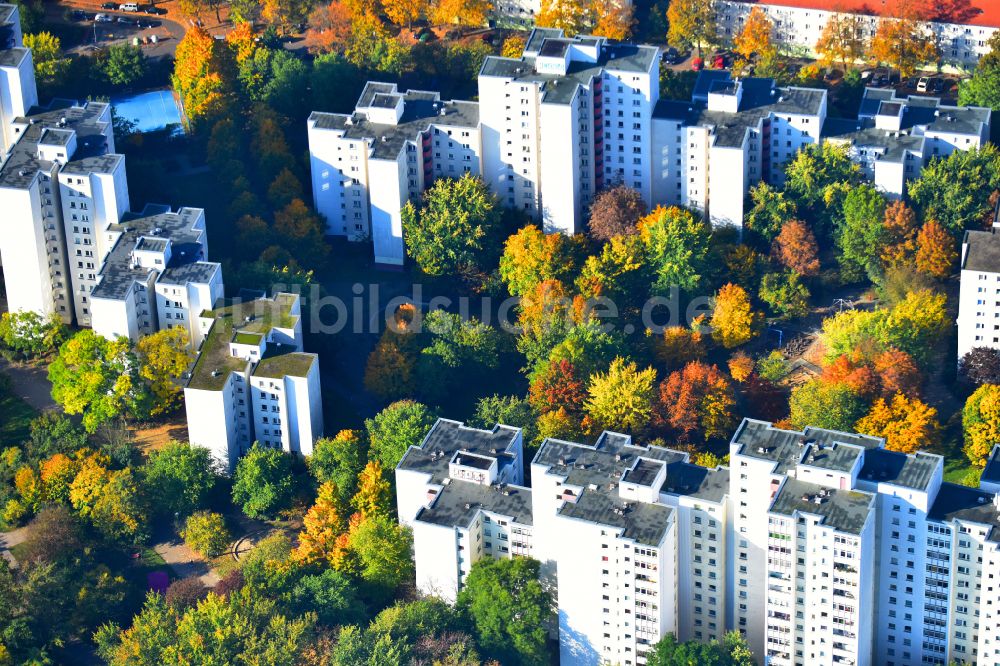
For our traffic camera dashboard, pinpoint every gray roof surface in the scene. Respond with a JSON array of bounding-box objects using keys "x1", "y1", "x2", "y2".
[
  {"x1": 663, "y1": 74, "x2": 827, "y2": 148},
  {"x1": 732, "y1": 419, "x2": 882, "y2": 476},
  {"x1": 982, "y1": 445, "x2": 1000, "y2": 485},
  {"x1": 962, "y1": 228, "x2": 1000, "y2": 273},
  {"x1": 799, "y1": 441, "x2": 863, "y2": 474},
  {"x1": 308, "y1": 86, "x2": 479, "y2": 160},
  {"x1": 770, "y1": 477, "x2": 875, "y2": 535},
  {"x1": 534, "y1": 432, "x2": 685, "y2": 546},
  {"x1": 480, "y1": 33, "x2": 659, "y2": 106},
  {"x1": 859, "y1": 448, "x2": 941, "y2": 491},
  {"x1": 0, "y1": 99, "x2": 117, "y2": 189},
  {"x1": 416, "y1": 480, "x2": 533, "y2": 528},
  {"x1": 92, "y1": 206, "x2": 212, "y2": 301},
  {"x1": 663, "y1": 462, "x2": 729, "y2": 503},
  {"x1": 857, "y1": 87, "x2": 988, "y2": 135},
  {"x1": 821, "y1": 118, "x2": 926, "y2": 163},
  {"x1": 929, "y1": 482, "x2": 1000, "y2": 542},
  {"x1": 397, "y1": 419, "x2": 522, "y2": 486}
]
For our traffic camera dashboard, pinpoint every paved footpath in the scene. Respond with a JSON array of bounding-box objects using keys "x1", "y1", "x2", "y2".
[
  {"x1": 153, "y1": 538, "x2": 220, "y2": 586},
  {"x1": 0, "y1": 526, "x2": 29, "y2": 567},
  {"x1": 0, "y1": 359, "x2": 55, "y2": 412}
]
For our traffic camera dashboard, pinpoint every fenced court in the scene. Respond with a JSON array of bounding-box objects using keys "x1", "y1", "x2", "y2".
[{"x1": 111, "y1": 89, "x2": 184, "y2": 133}]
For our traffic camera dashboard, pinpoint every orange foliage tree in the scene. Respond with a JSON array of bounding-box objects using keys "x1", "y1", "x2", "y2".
[
  {"x1": 529, "y1": 359, "x2": 587, "y2": 416},
  {"x1": 869, "y1": 11, "x2": 938, "y2": 77},
  {"x1": 856, "y1": 393, "x2": 941, "y2": 453},
  {"x1": 880, "y1": 200, "x2": 920, "y2": 268},
  {"x1": 656, "y1": 361, "x2": 736, "y2": 443},
  {"x1": 872, "y1": 349, "x2": 922, "y2": 398},
  {"x1": 652, "y1": 325, "x2": 706, "y2": 369},
  {"x1": 171, "y1": 28, "x2": 229, "y2": 125},
  {"x1": 293, "y1": 481, "x2": 348, "y2": 565},
  {"x1": 915, "y1": 220, "x2": 958, "y2": 278},
  {"x1": 733, "y1": 6, "x2": 775, "y2": 62},
  {"x1": 772, "y1": 219, "x2": 820, "y2": 277},
  {"x1": 307, "y1": 0, "x2": 354, "y2": 52},
  {"x1": 431, "y1": 0, "x2": 491, "y2": 26},
  {"x1": 710, "y1": 283, "x2": 760, "y2": 349}
]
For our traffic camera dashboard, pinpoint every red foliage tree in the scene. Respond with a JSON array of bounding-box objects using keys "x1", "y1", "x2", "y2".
[
  {"x1": 586, "y1": 185, "x2": 648, "y2": 241},
  {"x1": 772, "y1": 219, "x2": 820, "y2": 277}
]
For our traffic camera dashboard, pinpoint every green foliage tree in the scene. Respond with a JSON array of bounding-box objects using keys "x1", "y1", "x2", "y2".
[
  {"x1": 143, "y1": 442, "x2": 216, "y2": 518},
  {"x1": 646, "y1": 631, "x2": 755, "y2": 665},
  {"x1": 402, "y1": 174, "x2": 503, "y2": 277},
  {"x1": 181, "y1": 511, "x2": 231, "y2": 557},
  {"x1": 783, "y1": 143, "x2": 860, "y2": 220},
  {"x1": 837, "y1": 184, "x2": 887, "y2": 282},
  {"x1": 457, "y1": 557, "x2": 552, "y2": 666},
  {"x1": 908, "y1": 145, "x2": 1000, "y2": 236},
  {"x1": 101, "y1": 45, "x2": 146, "y2": 86},
  {"x1": 346, "y1": 514, "x2": 414, "y2": 604},
  {"x1": 759, "y1": 271, "x2": 811, "y2": 320},
  {"x1": 48, "y1": 331, "x2": 152, "y2": 433},
  {"x1": 0, "y1": 311, "x2": 67, "y2": 361},
  {"x1": 365, "y1": 400, "x2": 437, "y2": 470},
  {"x1": 24, "y1": 412, "x2": 87, "y2": 462},
  {"x1": 308, "y1": 430, "x2": 366, "y2": 508},
  {"x1": 744, "y1": 182, "x2": 797, "y2": 247},
  {"x1": 959, "y1": 33, "x2": 1000, "y2": 109},
  {"x1": 231, "y1": 443, "x2": 295, "y2": 519},
  {"x1": 638, "y1": 205, "x2": 711, "y2": 294},
  {"x1": 789, "y1": 379, "x2": 866, "y2": 431},
  {"x1": 470, "y1": 395, "x2": 537, "y2": 446}
]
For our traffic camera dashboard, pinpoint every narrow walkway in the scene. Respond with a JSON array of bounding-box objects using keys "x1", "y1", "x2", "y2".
[
  {"x1": 153, "y1": 538, "x2": 220, "y2": 586},
  {"x1": 0, "y1": 359, "x2": 56, "y2": 412},
  {"x1": 0, "y1": 526, "x2": 30, "y2": 567}
]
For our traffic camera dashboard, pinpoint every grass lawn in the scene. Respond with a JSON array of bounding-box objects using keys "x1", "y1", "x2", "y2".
[
  {"x1": 0, "y1": 387, "x2": 36, "y2": 447},
  {"x1": 943, "y1": 456, "x2": 979, "y2": 486}
]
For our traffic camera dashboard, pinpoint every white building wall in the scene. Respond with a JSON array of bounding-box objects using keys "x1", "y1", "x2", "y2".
[
  {"x1": 367, "y1": 154, "x2": 408, "y2": 266},
  {"x1": 185, "y1": 378, "x2": 238, "y2": 472},
  {"x1": 284, "y1": 362, "x2": 322, "y2": 458},
  {"x1": 707, "y1": 143, "x2": 748, "y2": 227},
  {"x1": 413, "y1": 519, "x2": 462, "y2": 601},
  {"x1": 539, "y1": 97, "x2": 582, "y2": 234},
  {"x1": 957, "y1": 268, "x2": 1000, "y2": 361}
]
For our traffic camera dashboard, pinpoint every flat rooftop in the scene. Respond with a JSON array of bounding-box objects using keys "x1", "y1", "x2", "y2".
[
  {"x1": 397, "y1": 418, "x2": 522, "y2": 486},
  {"x1": 663, "y1": 462, "x2": 729, "y2": 503},
  {"x1": 416, "y1": 479, "x2": 533, "y2": 528},
  {"x1": 982, "y1": 445, "x2": 1000, "y2": 485},
  {"x1": 731, "y1": 419, "x2": 882, "y2": 476},
  {"x1": 858, "y1": 448, "x2": 941, "y2": 491},
  {"x1": 930, "y1": 482, "x2": 1000, "y2": 542},
  {"x1": 253, "y1": 351, "x2": 316, "y2": 380},
  {"x1": 535, "y1": 432, "x2": 686, "y2": 546},
  {"x1": 770, "y1": 477, "x2": 875, "y2": 535},
  {"x1": 622, "y1": 458, "x2": 664, "y2": 487},
  {"x1": 963, "y1": 228, "x2": 1000, "y2": 273}
]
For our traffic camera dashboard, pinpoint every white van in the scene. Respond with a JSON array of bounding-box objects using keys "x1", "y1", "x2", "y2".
[
  {"x1": 119, "y1": 3, "x2": 139, "y2": 11},
  {"x1": 917, "y1": 77, "x2": 930, "y2": 92}
]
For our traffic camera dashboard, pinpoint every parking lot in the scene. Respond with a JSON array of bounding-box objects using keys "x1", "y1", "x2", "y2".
[{"x1": 48, "y1": 0, "x2": 186, "y2": 57}]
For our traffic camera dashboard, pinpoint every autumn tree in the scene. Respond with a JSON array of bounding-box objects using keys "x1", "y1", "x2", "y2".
[
  {"x1": 960, "y1": 347, "x2": 1000, "y2": 385},
  {"x1": 963, "y1": 383, "x2": 1000, "y2": 467},
  {"x1": 430, "y1": 0, "x2": 491, "y2": 26},
  {"x1": 711, "y1": 283, "x2": 760, "y2": 348},
  {"x1": 873, "y1": 348, "x2": 922, "y2": 397},
  {"x1": 869, "y1": 12, "x2": 938, "y2": 77},
  {"x1": 136, "y1": 327, "x2": 193, "y2": 416},
  {"x1": 638, "y1": 205, "x2": 712, "y2": 294},
  {"x1": 529, "y1": 359, "x2": 587, "y2": 416},
  {"x1": 652, "y1": 324, "x2": 706, "y2": 369},
  {"x1": 771, "y1": 219, "x2": 820, "y2": 277},
  {"x1": 592, "y1": 0, "x2": 635, "y2": 40},
  {"x1": 181, "y1": 511, "x2": 231, "y2": 557},
  {"x1": 915, "y1": 220, "x2": 957, "y2": 278},
  {"x1": 728, "y1": 352, "x2": 754, "y2": 383},
  {"x1": 402, "y1": 174, "x2": 502, "y2": 277},
  {"x1": 733, "y1": 6, "x2": 774, "y2": 62},
  {"x1": 744, "y1": 182, "x2": 797, "y2": 247},
  {"x1": 576, "y1": 235, "x2": 649, "y2": 313},
  {"x1": 856, "y1": 393, "x2": 940, "y2": 453},
  {"x1": 364, "y1": 326, "x2": 420, "y2": 402},
  {"x1": 273, "y1": 199, "x2": 329, "y2": 270},
  {"x1": 657, "y1": 361, "x2": 736, "y2": 442},
  {"x1": 293, "y1": 481, "x2": 348, "y2": 565},
  {"x1": 48, "y1": 330, "x2": 151, "y2": 432},
  {"x1": 171, "y1": 28, "x2": 229, "y2": 125},
  {"x1": 587, "y1": 185, "x2": 647, "y2": 242},
  {"x1": 789, "y1": 379, "x2": 866, "y2": 432},
  {"x1": 500, "y1": 35, "x2": 525, "y2": 59},
  {"x1": 666, "y1": 0, "x2": 716, "y2": 55},
  {"x1": 500, "y1": 225, "x2": 579, "y2": 297},
  {"x1": 384, "y1": 0, "x2": 424, "y2": 26},
  {"x1": 584, "y1": 357, "x2": 656, "y2": 434},
  {"x1": 880, "y1": 200, "x2": 920, "y2": 268},
  {"x1": 815, "y1": 12, "x2": 866, "y2": 70},
  {"x1": 759, "y1": 271, "x2": 811, "y2": 320},
  {"x1": 70, "y1": 460, "x2": 148, "y2": 544},
  {"x1": 352, "y1": 460, "x2": 392, "y2": 520},
  {"x1": 0, "y1": 310, "x2": 67, "y2": 361},
  {"x1": 537, "y1": 0, "x2": 592, "y2": 35},
  {"x1": 307, "y1": 0, "x2": 353, "y2": 53},
  {"x1": 23, "y1": 32, "x2": 70, "y2": 86}
]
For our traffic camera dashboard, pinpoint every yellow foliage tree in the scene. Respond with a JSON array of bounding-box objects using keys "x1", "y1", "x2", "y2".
[
  {"x1": 351, "y1": 460, "x2": 392, "y2": 520},
  {"x1": 431, "y1": 0, "x2": 491, "y2": 26},
  {"x1": 501, "y1": 35, "x2": 526, "y2": 59},
  {"x1": 591, "y1": 0, "x2": 634, "y2": 40},
  {"x1": 293, "y1": 481, "x2": 348, "y2": 565},
  {"x1": 856, "y1": 393, "x2": 941, "y2": 454},
  {"x1": 733, "y1": 6, "x2": 774, "y2": 62},
  {"x1": 536, "y1": 0, "x2": 590, "y2": 35},
  {"x1": 40, "y1": 453, "x2": 80, "y2": 504},
  {"x1": 869, "y1": 13, "x2": 938, "y2": 77},
  {"x1": 727, "y1": 351, "x2": 754, "y2": 383},
  {"x1": 711, "y1": 283, "x2": 760, "y2": 349},
  {"x1": 14, "y1": 466, "x2": 40, "y2": 509},
  {"x1": 171, "y1": 27, "x2": 228, "y2": 124},
  {"x1": 963, "y1": 384, "x2": 1000, "y2": 467},
  {"x1": 136, "y1": 327, "x2": 194, "y2": 416},
  {"x1": 384, "y1": 0, "x2": 425, "y2": 27},
  {"x1": 584, "y1": 357, "x2": 657, "y2": 433},
  {"x1": 666, "y1": 0, "x2": 715, "y2": 55},
  {"x1": 815, "y1": 12, "x2": 867, "y2": 70}
]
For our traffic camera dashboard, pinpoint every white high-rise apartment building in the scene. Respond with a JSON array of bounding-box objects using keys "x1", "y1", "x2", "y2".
[
  {"x1": 89, "y1": 204, "x2": 223, "y2": 344},
  {"x1": 713, "y1": 1, "x2": 1000, "y2": 69},
  {"x1": 308, "y1": 82, "x2": 481, "y2": 265},
  {"x1": 479, "y1": 29, "x2": 660, "y2": 234},
  {"x1": 184, "y1": 292, "x2": 323, "y2": 473},
  {"x1": 396, "y1": 419, "x2": 530, "y2": 602},
  {"x1": 400, "y1": 416, "x2": 1000, "y2": 666},
  {"x1": 0, "y1": 5, "x2": 37, "y2": 155},
  {"x1": 957, "y1": 212, "x2": 1000, "y2": 362}
]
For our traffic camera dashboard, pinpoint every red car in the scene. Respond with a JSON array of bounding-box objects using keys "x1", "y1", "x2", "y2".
[{"x1": 691, "y1": 56, "x2": 704, "y2": 71}]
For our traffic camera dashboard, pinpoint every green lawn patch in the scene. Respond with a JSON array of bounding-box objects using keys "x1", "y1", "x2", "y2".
[{"x1": 0, "y1": 388, "x2": 37, "y2": 447}]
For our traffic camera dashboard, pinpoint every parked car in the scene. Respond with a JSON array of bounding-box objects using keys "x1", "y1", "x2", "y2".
[
  {"x1": 119, "y1": 3, "x2": 140, "y2": 12},
  {"x1": 138, "y1": 19, "x2": 160, "y2": 28},
  {"x1": 916, "y1": 76, "x2": 930, "y2": 92},
  {"x1": 932, "y1": 78, "x2": 946, "y2": 94},
  {"x1": 95, "y1": 13, "x2": 114, "y2": 22},
  {"x1": 144, "y1": 5, "x2": 167, "y2": 14},
  {"x1": 116, "y1": 15, "x2": 135, "y2": 24},
  {"x1": 664, "y1": 47, "x2": 683, "y2": 65},
  {"x1": 70, "y1": 9, "x2": 87, "y2": 20},
  {"x1": 101, "y1": 2, "x2": 116, "y2": 8}
]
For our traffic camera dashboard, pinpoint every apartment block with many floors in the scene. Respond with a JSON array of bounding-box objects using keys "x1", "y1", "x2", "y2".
[
  {"x1": 400, "y1": 415, "x2": 1000, "y2": 666},
  {"x1": 308, "y1": 82, "x2": 481, "y2": 265},
  {"x1": 184, "y1": 292, "x2": 322, "y2": 473},
  {"x1": 713, "y1": 0, "x2": 1000, "y2": 69},
  {"x1": 824, "y1": 87, "x2": 991, "y2": 199},
  {"x1": 957, "y1": 208, "x2": 1000, "y2": 362},
  {"x1": 0, "y1": 4, "x2": 36, "y2": 156},
  {"x1": 396, "y1": 419, "x2": 530, "y2": 602}
]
